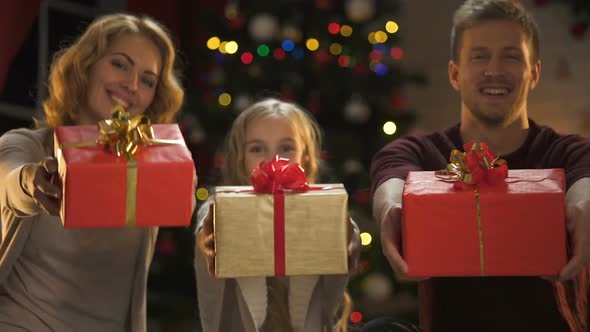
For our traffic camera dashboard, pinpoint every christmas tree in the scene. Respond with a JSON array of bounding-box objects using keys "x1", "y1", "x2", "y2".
[{"x1": 183, "y1": 0, "x2": 427, "y2": 326}]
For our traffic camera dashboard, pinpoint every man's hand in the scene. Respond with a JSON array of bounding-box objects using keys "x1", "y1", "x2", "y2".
[
  {"x1": 380, "y1": 205, "x2": 408, "y2": 276},
  {"x1": 560, "y1": 202, "x2": 590, "y2": 281},
  {"x1": 20, "y1": 158, "x2": 61, "y2": 216},
  {"x1": 559, "y1": 178, "x2": 590, "y2": 281}
]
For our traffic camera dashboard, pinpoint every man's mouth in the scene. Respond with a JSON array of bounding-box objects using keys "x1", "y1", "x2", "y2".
[{"x1": 480, "y1": 87, "x2": 511, "y2": 96}]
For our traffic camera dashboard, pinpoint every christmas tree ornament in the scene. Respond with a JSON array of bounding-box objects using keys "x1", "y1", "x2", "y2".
[
  {"x1": 343, "y1": 159, "x2": 364, "y2": 174},
  {"x1": 233, "y1": 94, "x2": 253, "y2": 112},
  {"x1": 190, "y1": 127, "x2": 206, "y2": 144},
  {"x1": 363, "y1": 272, "x2": 393, "y2": 302},
  {"x1": 345, "y1": 95, "x2": 371, "y2": 124},
  {"x1": 346, "y1": 0, "x2": 376, "y2": 23},
  {"x1": 248, "y1": 14, "x2": 279, "y2": 42}
]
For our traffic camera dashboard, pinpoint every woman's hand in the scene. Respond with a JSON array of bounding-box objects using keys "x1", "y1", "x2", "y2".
[
  {"x1": 347, "y1": 215, "x2": 361, "y2": 275},
  {"x1": 20, "y1": 157, "x2": 61, "y2": 216},
  {"x1": 196, "y1": 204, "x2": 216, "y2": 277}
]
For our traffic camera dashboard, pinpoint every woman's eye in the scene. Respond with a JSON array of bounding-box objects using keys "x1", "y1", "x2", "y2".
[
  {"x1": 111, "y1": 59, "x2": 127, "y2": 70},
  {"x1": 141, "y1": 77, "x2": 155, "y2": 88}
]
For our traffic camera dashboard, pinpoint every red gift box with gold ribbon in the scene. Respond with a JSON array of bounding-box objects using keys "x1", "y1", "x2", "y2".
[
  {"x1": 402, "y1": 142, "x2": 567, "y2": 277},
  {"x1": 213, "y1": 157, "x2": 349, "y2": 278},
  {"x1": 54, "y1": 106, "x2": 195, "y2": 228}
]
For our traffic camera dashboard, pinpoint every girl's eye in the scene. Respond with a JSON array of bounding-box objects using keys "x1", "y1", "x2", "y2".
[
  {"x1": 280, "y1": 145, "x2": 295, "y2": 153},
  {"x1": 249, "y1": 146, "x2": 263, "y2": 153}
]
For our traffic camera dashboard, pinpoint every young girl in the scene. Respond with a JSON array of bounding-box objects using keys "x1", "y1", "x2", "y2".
[{"x1": 195, "y1": 98, "x2": 360, "y2": 332}]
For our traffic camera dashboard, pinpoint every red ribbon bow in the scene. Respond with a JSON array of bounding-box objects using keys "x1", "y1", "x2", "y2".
[
  {"x1": 436, "y1": 142, "x2": 508, "y2": 189},
  {"x1": 250, "y1": 156, "x2": 310, "y2": 193},
  {"x1": 463, "y1": 142, "x2": 508, "y2": 187}
]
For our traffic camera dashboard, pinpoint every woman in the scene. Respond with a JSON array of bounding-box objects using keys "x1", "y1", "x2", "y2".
[{"x1": 0, "y1": 13, "x2": 188, "y2": 332}]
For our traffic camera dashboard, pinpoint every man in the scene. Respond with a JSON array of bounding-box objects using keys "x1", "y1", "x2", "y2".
[{"x1": 370, "y1": 1, "x2": 590, "y2": 331}]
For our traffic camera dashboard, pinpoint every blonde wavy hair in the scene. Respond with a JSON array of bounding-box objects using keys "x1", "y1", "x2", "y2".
[
  {"x1": 38, "y1": 13, "x2": 183, "y2": 128},
  {"x1": 222, "y1": 98, "x2": 322, "y2": 185}
]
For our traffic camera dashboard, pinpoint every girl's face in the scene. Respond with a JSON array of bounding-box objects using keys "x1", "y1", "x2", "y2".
[
  {"x1": 243, "y1": 116, "x2": 305, "y2": 175},
  {"x1": 80, "y1": 33, "x2": 162, "y2": 125}
]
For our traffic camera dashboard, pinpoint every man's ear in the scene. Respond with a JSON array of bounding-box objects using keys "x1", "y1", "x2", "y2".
[
  {"x1": 448, "y1": 60, "x2": 461, "y2": 91},
  {"x1": 529, "y1": 60, "x2": 541, "y2": 91}
]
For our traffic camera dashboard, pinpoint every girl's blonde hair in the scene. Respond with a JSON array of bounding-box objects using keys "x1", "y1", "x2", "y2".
[
  {"x1": 38, "y1": 13, "x2": 183, "y2": 128},
  {"x1": 222, "y1": 98, "x2": 322, "y2": 185}
]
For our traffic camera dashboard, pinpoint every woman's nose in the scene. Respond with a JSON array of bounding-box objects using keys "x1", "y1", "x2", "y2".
[{"x1": 123, "y1": 72, "x2": 139, "y2": 92}]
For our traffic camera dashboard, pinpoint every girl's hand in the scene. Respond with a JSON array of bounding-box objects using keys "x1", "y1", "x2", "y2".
[
  {"x1": 20, "y1": 157, "x2": 61, "y2": 216},
  {"x1": 347, "y1": 215, "x2": 361, "y2": 275},
  {"x1": 196, "y1": 204, "x2": 216, "y2": 277}
]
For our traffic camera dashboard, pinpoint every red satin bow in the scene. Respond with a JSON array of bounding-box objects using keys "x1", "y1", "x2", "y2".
[
  {"x1": 250, "y1": 156, "x2": 310, "y2": 193},
  {"x1": 436, "y1": 142, "x2": 508, "y2": 189},
  {"x1": 463, "y1": 142, "x2": 508, "y2": 187}
]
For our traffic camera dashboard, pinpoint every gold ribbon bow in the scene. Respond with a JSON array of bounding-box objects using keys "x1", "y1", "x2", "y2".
[
  {"x1": 97, "y1": 105, "x2": 154, "y2": 159},
  {"x1": 436, "y1": 149, "x2": 473, "y2": 183},
  {"x1": 59, "y1": 105, "x2": 182, "y2": 227}
]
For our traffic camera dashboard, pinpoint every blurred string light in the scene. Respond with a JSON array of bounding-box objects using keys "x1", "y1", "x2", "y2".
[
  {"x1": 374, "y1": 63, "x2": 388, "y2": 76},
  {"x1": 281, "y1": 39, "x2": 295, "y2": 52},
  {"x1": 196, "y1": 188, "x2": 209, "y2": 200},
  {"x1": 257, "y1": 44, "x2": 270, "y2": 56},
  {"x1": 340, "y1": 25, "x2": 353, "y2": 37},
  {"x1": 206, "y1": 36, "x2": 221, "y2": 50},
  {"x1": 374, "y1": 31, "x2": 388, "y2": 43},
  {"x1": 219, "y1": 93, "x2": 232, "y2": 106},
  {"x1": 225, "y1": 41, "x2": 238, "y2": 54},
  {"x1": 360, "y1": 232, "x2": 372, "y2": 246},
  {"x1": 213, "y1": 52, "x2": 225, "y2": 64},
  {"x1": 274, "y1": 48, "x2": 286, "y2": 60},
  {"x1": 383, "y1": 121, "x2": 397, "y2": 135},
  {"x1": 306, "y1": 38, "x2": 320, "y2": 51},
  {"x1": 329, "y1": 43, "x2": 343, "y2": 55},
  {"x1": 219, "y1": 41, "x2": 228, "y2": 53},
  {"x1": 207, "y1": 19, "x2": 401, "y2": 66},
  {"x1": 350, "y1": 311, "x2": 363, "y2": 324},
  {"x1": 373, "y1": 44, "x2": 388, "y2": 53},
  {"x1": 292, "y1": 47, "x2": 305, "y2": 60},
  {"x1": 328, "y1": 22, "x2": 340, "y2": 34},
  {"x1": 391, "y1": 47, "x2": 404, "y2": 60},
  {"x1": 368, "y1": 32, "x2": 377, "y2": 44},
  {"x1": 369, "y1": 50, "x2": 383, "y2": 62},
  {"x1": 386, "y1": 20, "x2": 399, "y2": 34},
  {"x1": 338, "y1": 55, "x2": 350, "y2": 67},
  {"x1": 240, "y1": 52, "x2": 253, "y2": 64}
]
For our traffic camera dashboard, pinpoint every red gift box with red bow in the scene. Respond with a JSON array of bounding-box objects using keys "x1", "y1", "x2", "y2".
[
  {"x1": 213, "y1": 157, "x2": 349, "y2": 278},
  {"x1": 402, "y1": 142, "x2": 567, "y2": 277}
]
